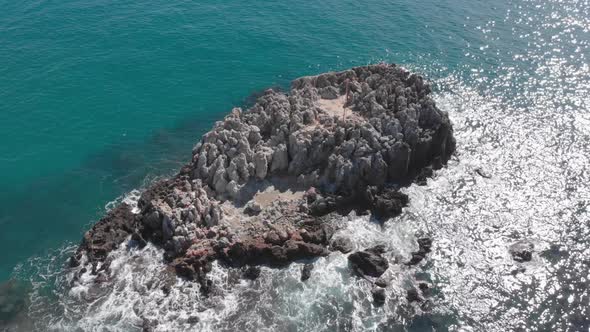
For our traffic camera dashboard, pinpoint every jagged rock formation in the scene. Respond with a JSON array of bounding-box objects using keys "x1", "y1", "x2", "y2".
[
  {"x1": 406, "y1": 237, "x2": 434, "y2": 266},
  {"x1": 348, "y1": 245, "x2": 390, "y2": 278},
  {"x1": 72, "y1": 63, "x2": 454, "y2": 294},
  {"x1": 71, "y1": 204, "x2": 137, "y2": 267},
  {"x1": 188, "y1": 63, "x2": 454, "y2": 198}
]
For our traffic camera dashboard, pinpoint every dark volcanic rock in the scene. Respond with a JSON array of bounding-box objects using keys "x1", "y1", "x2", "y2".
[
  {"x1": 284, "y1": 241, "x2": 330, "y2": 261},
  {"x1": 363, "y1": 187, "x2": 409, "y2": 221},
  {"x1": 509, "y1": 241, "x2": 534, "y2": 262},
  {"x1": 265, "y1": 231, "x2": 283, "y2": 245},
  {"x1": 375, "y1": 277, "x2": 389, "y2": 288},
  {"x1": 475, "y1": 167, "x2": 492, "y2": 179},
  {"x1": 407, "y1": 288, "x2": 423, "y2": 303},
  {"x1": 187, "y1": 315, "x2": 200, "y2": 324},
  {"x1": 73, "y1": 64, "x2": 456, "y2": 291},
  {"x1": 406, "y1": 237, "x2": 433, "y2": 266},
  {"x1": 309, "y1": 196, "x2": 339, "y2": 216},
  {"x1": 243, "y1": 266, "x2": 261, "y2": 280},
  {"x1": 330, "y1": 236, "x2": 354, "y2": 253},
  {"x1": 131, "y1": 231, "x2": 147, "y2": 249},
  {"x1": 0, "y1": 280, "x2": 28, "y2": 323},
  {"x1": 418, "y1": 281, "x2": 431, "y2": 296},
  {"x1": 371, "y1": 287, "x2": 386, "y2": 306},
  {"x1": 301, "y1": 263, "x2": 314, "y2": 281},
  {"x1": 73, "y1": 204, "x2": 137, "y2": 265},
  {"x1": 348, "y1": 246, "x2": 389, "y2": 278},
  {"x1": 221, "y1": 238, "x2": 329, "y2": 268},
  {"x1": 171, "y1": 259, "x2": 197, "y2": 281},
  {"x1": 415, "y1": 166, "x2": 434, "y2": 186},
  {"x1": 304, "y1": 187, "x2": 319, "y2": 203},
  {"x1": 142, "y1": 318, "x2": 157, "y2": 332},
  {"x1": 407, "y1": 281, "x2": 430, "y2": 302},
  {"x1": 244, "y1": 201, "x2": 262, "y2": 216}
]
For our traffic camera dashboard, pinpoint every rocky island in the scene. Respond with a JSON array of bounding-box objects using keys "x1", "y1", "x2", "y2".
[{"x1": 71, "y1": 63, "x2": 455, "y2": 304}]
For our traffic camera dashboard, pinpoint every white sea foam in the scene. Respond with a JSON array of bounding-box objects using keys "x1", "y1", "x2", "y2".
[
  {"x1": 105, "y1": 189, "x2": 142, "y2": 214},
  {"x1": 28, "y1": 212, "x2": 421, "y2": 332}
]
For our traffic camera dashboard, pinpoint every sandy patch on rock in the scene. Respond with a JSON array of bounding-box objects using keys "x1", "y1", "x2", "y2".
[
  {"x1": 252, "y1": 185, "x2": 305, "y2": 208},
  {"x1": 217, "y1": 177, "x2": 309, "y2": 237},
  {"x1": 316, "y1": 95, "x2": 362, "y2": 122}
]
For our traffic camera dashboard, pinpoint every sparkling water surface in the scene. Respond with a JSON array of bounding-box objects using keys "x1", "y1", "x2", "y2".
[{"x1": 1, "y1": 0, "x2": 589, "y2": 331}]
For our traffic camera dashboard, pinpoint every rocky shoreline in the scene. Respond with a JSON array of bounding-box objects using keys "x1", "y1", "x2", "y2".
[{"x1": 72, "y1": 63, "x2": 455, "y2": 303}]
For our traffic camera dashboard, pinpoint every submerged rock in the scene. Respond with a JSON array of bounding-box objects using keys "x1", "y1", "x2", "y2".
[
  {"x1": 243, "y1": 266, "x2": 261, "y2": 280},
  {"x1": 406, "y1": 288, "x2": 422, "y2": 303},
  {"x1": 142, "y1": 318, "x2": 157, "y2": 332},
  {"x1": 406, "y1": 237, "x2": 433, "y2": 266},
  {"x1": 375, "y1": 277, "x2": 389, "y2": 288},
  {"x1": 509, "y1": 241, "x2": 534, "y2": 262},
  {"x1": 301, "y1": 263, "x2": 314, "y2": 281},
  {"x1": 330, "y1": 236, "x2": 354, "y2": 253},
  {"x1": 371, "y1": 287, "x2": 386, "y2": 306},
  {"x1": 0, "y1": 280, "x2": 29, "y2": 323}
]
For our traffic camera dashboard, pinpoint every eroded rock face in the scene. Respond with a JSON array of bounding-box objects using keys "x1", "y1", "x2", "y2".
[
  {"x1": 188, "y1": 64, "x2": 454, "y2": 199},
  {"x1": 71, "y1": 203, "x2": 137, "y2": 266},
  {"x1": 509, "y1": 241, "x2": 534, "y2": 262},
  {"x1": 73, "y1": 64, "x2": 455, "y2": 299}
]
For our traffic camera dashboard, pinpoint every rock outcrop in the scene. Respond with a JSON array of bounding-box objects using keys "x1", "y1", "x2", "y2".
[
  {"x1": 71, "y1": 204, "x2": 138, "y2": 267},
  {"x1": 72, "y1": 64, "x2": 455, "y2": 298},
  {"x1": 406, "y1": 237, "x2": 433, "y2": 266},
  {"x1": 348, "y1": 245, "x2": 390, "y2": 278},
  {"x1": 330, "y1": 236, "x2": 354, "y2": 253},
  {"x1": 509, "y1": 240, "x2": 534, "y2": 262},
  {"x1": 301, "y1": 263, "x2": 314, "y2": 281},
  {"x1": 187, "y1": 64, "x2": 454, "y2": 200}
]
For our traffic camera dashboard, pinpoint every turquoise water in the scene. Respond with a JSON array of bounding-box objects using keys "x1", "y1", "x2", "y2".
[
  {"x1": 0, "y1": 0, "x2": 501, "y2": 279},
  {"x1": 1, "y1": 0, "x2": 589, "y2": 330}
]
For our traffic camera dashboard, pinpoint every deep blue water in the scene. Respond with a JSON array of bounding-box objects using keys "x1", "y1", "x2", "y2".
[{"x1": 1, "y1": 0, "x2": 589, "y2": 331}]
